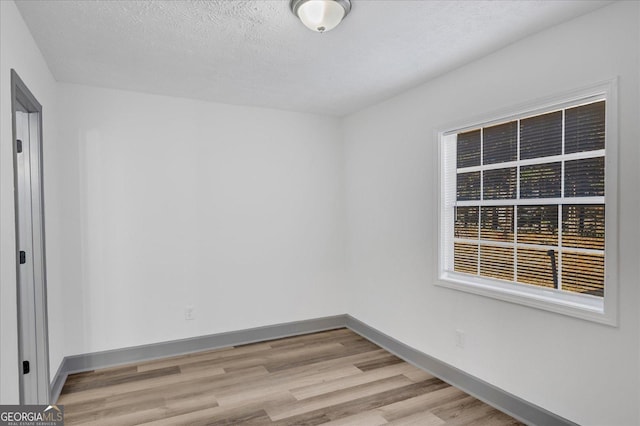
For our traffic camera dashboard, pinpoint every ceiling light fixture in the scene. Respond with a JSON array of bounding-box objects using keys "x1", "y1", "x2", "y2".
[{"x1": 290, "y1": 0, "x2": 352, "y2": 33}]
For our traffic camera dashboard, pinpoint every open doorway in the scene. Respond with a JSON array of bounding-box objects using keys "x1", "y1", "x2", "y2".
[{"x1": 11, "y1": 69, "x2": 51, "y2": 404}]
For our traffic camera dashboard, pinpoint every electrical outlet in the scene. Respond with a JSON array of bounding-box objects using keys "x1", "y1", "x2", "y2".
[
  {"x1": 455, "y1": 329, "x2": 465, "y2": 348},
  {"x1": 185, "y1": 305, "x2": 195, "y2": 320}
]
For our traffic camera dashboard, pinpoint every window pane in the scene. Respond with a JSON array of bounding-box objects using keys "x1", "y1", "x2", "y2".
[
  {"x1": 520, "y1": 162, "x2": 561, "y2": 198},
  {"x1": 457, "y1": 130, "x2": 481, "y2": 168},
  {"x1": 562, "y1": 205, "x2": 605, "y2": 250},
  {"x1": 517, "y1": 248, "x2": 558, "y2": 289},
  {"x1": 520, "y1": 111, "x2": 562, "y2": 160},
  {"x1": 565, "y1": 101, "x2": 605, "y2": 154},
  {"x1": 457, "y1": 171, "x2": 480, "y2": 201},
  {"x1": 564, "y1": 157, "x2": 604, "y2": 197},
  {"x1": 483, "y1": 167, "x2": 516, "y2": 199},
  {"x1": 481, "y1": 206, "x2": 514, "y2": 242},
  {"x1": 483, "y1": 121, "x2": 517, "y2": 165},
  {"x1": 455, "y1": 206, "x2": 479, "y2": 239},
  {"x1": 480, "y1": 245, "x2": 514, "y2": 281},
  {"x1": 454, "y1": 243, "x2": 478, "y2": 275},
  {"x1": 517, "y1": 205, "x2": 558, "y2": 246},
  {"x1": 562, "y1": 251, "x2": 604, "y2": 297}
]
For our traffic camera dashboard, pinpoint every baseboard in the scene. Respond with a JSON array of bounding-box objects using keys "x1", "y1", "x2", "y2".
[
  {"x1": 49, "y1": 314, "x2": 575, "y2": 425},
  {"x1": 345, "y1": 315, "x2": 576, "y2": 426},
  {"x1": 49, "y1": 360, "x2": 68, "y2": 404},
  {"x1": 50, "y1": 314, "x2": 348, "y2": 402}
]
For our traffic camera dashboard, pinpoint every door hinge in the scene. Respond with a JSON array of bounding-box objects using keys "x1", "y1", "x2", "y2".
[
  {"x1": 16, "y1": 139, "x2": 22, "y2": 153},
  {"x1": 22, "y1": 360, "x2": 30, "y2": 374},
  {"x1": 19, "y1": 251, "x2": 26, "y2": 264}
]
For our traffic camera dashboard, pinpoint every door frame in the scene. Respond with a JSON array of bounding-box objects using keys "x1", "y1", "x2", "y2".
[{"x1": 11, "y1": 69, "x2": 51, "y2": 404}]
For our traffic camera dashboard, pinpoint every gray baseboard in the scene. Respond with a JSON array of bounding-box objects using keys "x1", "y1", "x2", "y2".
[
  {"x1": 49, "y1": 360, "x2": 68, "y2": 404},
  {"x1": 50, "y1": 314, "x2": 348, "y2": 402},
  {"x1": 345, "y1": 315, "x2": 576, "y2": 426},
  {"x1": 50, "y1": 314, "x2": 575, "y2": 426}
]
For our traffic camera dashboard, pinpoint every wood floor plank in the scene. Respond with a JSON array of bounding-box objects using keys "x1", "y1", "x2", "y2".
[
  {"x1": 264, "y1": 341, "x2": 382, "y2": 373},
  {"x1": 321, "y1": 410, "x2": 389, "y2": 426},
  {"x1": 267, "y1": 328, "x2": 358, "y2": 348},
  {"x1": 141, "y1": 392, "x2": 296, "y2": 426},
  {"x1": 60, "y1": 365, "x2": 268, "y2": 414},
  {"x1": 354, "y1": 353, "x2": 404, "y2": 372},
  {"x1": 67, "y1": 394, "x2": 220, "y2": 426},
  {"x1": 57, "y1": 329, "x2": 523, "y2": 426},
  {"x1": 271, "y1": 377, "x2": 452, "y2": 425},
  {"x1": 467, "y1": 411, "x2": 524, "y2": 426},
  {"x1": 166, "y1": 340, "x2": 353, "y2": 376},
  {"x1": 213, "y1": 349, "x2": 389, "y2": 403},
  {"x1": 387, "y1": 410, "x2": 446, "y2": 426},
  {"x1": 63, "y1": 365, "x2": 138, "y2": 385},
  {"x1": 62, "y1": 396, "x2": 166, "y2": 424},
  {"x1": 431, "y1": 394, "x2": 502, "y2": 425},
  {"x1": 61, "y1": 365, "x2": 181, "y2": 394},
  {"x1": 402, "y1": 366, "x2": 436, "y2": 382},
  {"x1": 268, "y1": 375, "x2": 415, "y2": 421},
  {"x1": 377, "y1": 385, "x2": 468, "y2": 422},
  {"x1": 216, "y1": 365, "x2": 362, "y2": 407},
  {"x1": 136, "y1": 343, "x2": 270, "y2": 373},
  {"x1": 57, "y1": 365, "x2": 226, "y2": 405},
  {"x1": 289, "y1": 362, "x2": 417, "y2": 400}
]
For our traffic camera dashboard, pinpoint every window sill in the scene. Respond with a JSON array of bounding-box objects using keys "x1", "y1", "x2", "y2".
[{"x1": 437, "y1": 271, "x2": 616, "y2": 326}]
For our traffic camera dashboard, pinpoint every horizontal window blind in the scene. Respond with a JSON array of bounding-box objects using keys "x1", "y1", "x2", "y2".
[
  {"x1": 520, "y1": 111, "x2": 562, "y2": 160},
  {"x1": 450, "y1": 99, "x2": 606, "y2": 297},
  {"x1": 454, "y1": 243, "x2": 478, "y2": 275},
  {"x1": 483, "y1": 168, "x2": 517, "y2": 199},
  {"x1": 516, "y1": 205, "x2": 558, "y2": 246},
  {"x1": 455, "y1": 206, "x2": 479, "y2": 239},
  {"x1": 565, "y1": 101, "x2": 605, "y2": 154},
  {"x1": 517, "y1": 248, "x2": 558, "y2": 289},
  {"x1": 480, "y1": 245, "x2": 514, "y2": 281},
  {"x1": 456, "y1": 171, "x2": 480, "y2": 200},
  {"x1": 562, "y1": 252, "x2": 604, "y2": 297},
  {"x1": 457, "y1": 130, "x2": 481, "y2": 168},
  {"x1": 481, "y1": 207, "x2": 514, "y2": 242},
  {"x1": 483, "y1": 121, "x2": 517, "y2": 165},
  {"x1": 520, "y1": 162, "x2": 562, "y2": 198},
  {"x1": 564, "y1": 157, "x2": 605, "y2": 197},
  {"x1": 562, "y1": 205, "x2": 604, "y2": 250}
]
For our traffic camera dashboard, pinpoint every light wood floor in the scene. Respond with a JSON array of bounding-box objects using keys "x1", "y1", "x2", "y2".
[{"x1": 57, "y1": 328, "x2": 523, "y2": 425}]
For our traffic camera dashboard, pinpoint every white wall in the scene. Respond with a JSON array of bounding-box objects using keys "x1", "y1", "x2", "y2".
[
  {"x1": 343, "y1": 2, "x2": 639, "y2": 425},
  {"x1": 56, "y1": 84, "x2": 348, "y2": 355},
  {"x1": 0, "y1": 0, "x2": 65, "y2": 403}
]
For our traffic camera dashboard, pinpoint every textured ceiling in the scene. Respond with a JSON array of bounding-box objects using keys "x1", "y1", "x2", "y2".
[{"x1": 16, "y1": 0, "x2": 610, "y2": 116}]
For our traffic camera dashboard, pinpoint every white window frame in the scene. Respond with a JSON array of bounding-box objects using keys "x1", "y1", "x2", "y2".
[{"x1": 437, "y1": 79, "x2": 618, "y2": 326}]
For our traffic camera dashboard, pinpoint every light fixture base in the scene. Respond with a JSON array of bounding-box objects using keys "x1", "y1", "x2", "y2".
[{"x1": 290, "y1": 0, "x2": 352, "y2": 33}]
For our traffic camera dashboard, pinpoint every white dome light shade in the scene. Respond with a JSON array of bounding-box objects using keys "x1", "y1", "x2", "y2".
[{"x1": 291, "y1": 0, "x2": 351, "y2": 33}]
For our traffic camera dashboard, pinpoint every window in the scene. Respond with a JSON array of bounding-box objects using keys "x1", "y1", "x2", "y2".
[{"x1": 439, "y1": 82, "x2": 617, "y2": 325}]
